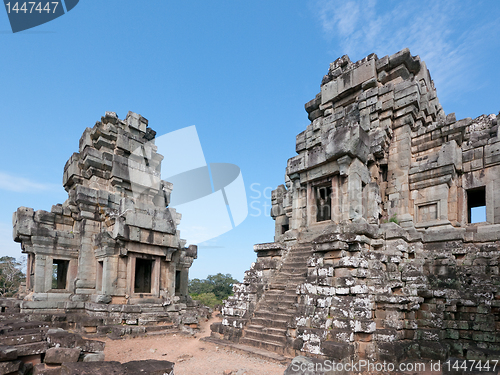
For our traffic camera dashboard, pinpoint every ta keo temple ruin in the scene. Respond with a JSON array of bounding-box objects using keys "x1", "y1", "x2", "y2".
[
  {"x1": 3, "y1": 48, "x2": 500, "y2": 372},
  {"x1": 2, "y1": 111, "x2": 208, "y2": 374},
  {"x1": 11, "y1": 111, "x2": 204, "y2": 331},
  {"x1": 212, "y1": 48, "x2": 500, "y2": 364}
]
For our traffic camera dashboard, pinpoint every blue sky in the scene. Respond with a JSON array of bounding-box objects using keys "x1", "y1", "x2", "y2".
[{"x1": 1, "y1": 0, "x2": 499, "y2": 280}]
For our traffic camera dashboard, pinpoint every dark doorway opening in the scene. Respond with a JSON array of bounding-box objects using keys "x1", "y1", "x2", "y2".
[
  {"x1": 316, "y1": 185, "x2": 332, "y2": 222},
  {"x1": 96, "y1": 261, "x2": 103, "y2": 292},
  {"x1": 467, "y1": 187, "x2": 486, "y2": 223},
  {"x1": 281, "y1": 224, "x2": 289, "y2": 234},
  {"x1": 134, "y1": 258, "x2": 153, "y2": 293},
  {"x1": 52, "y1": 259, "x2": 69, "y2": 289}
]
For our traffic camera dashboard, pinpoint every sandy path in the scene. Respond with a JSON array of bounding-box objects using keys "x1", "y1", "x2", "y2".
[{"x1": 103, "y1": 312, "x2": 286, "y2": 375}]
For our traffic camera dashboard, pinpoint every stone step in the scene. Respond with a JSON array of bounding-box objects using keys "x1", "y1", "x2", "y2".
[
  {"x1": 275, "y1": 268, "x2": 307, "y2": 274},
  {"x1": 272, "y1": 280, "x2": 304, "y2": 286},
  {"x1": 251, "y1": 317, "x2": 288, "y2": 329},
  {"x1": 287, "y1": 250, "x2": 313, "y2": 255},
  {"x1": 278, "y1": 271, "x2": 307, "y2": 277},
  {"x1": 285, "y1": 251, "x2": 311, "y2": 256},
  {"x1": 243, "y1": 328, "x2": 286, "y2": 345},
  {"x1": 280, "y1": 261, "x2": 307, "y2": 267},
  {"x1": 258, "y1": 306, "x2": 295, "y2": 314},
  {"x1": 144, "y1": 324, "x2": 177, "y2": 333},
  {"x1": 261, "y1": 292, "x2": 297, "y2": 301},
  {"x1": 240, "y1": 336, "x2": 286, "y2": 354},
  {"x1": 257, "y1": 305, "x2": 296, "y2": 314},
  {"x1": 2, "y1": 320, "x2": 50, "y2": 333},
  {"x1": 259, "y1": 298, "x2": 287, "y2": 307},
  {"x1": 246, "y1": 324, "x2": 287, "y2": 336},
  {"x1": 1, "y1": 329, "x2": 45, "y2": 346},
  {"x1": 282, "y1": 256, "x2": 310, "y2": 262},
  {"x1": 1, "y1": 327, "x2": 46, "y2": 336},
  {"x1": 0, "y1": 313, "x2": 28, "y2": 321},
  {"x1": 253, "y1": 310, "x2": 293, "y2": 321},
  {"x1": 235, "y1": 244, "x2": 314, "y2": 355},
  {"x1": 200, "y1": 336, "x2": 291, "y2": 365},
  {"x1": 259, "y1": 300, "x2": 297, "y2": 312},
  {"x1": 265, "y1": 289, "x2": 296, "y2": 296},
  {"x1": 269, "y1": 284, "x2": 286, "y2": 290},
  {"x1": 280, "y1": 261, "x2": 308, "y2": 267},
  {"x1": 274, "y1": 273, "x2": 306, "y2": 280},
  {"x1": 262, "y1": 294, "x2": 297, "y2": 303},
  {"x1": 15, "y1": 340, "x2": 49, "y2": 356}
]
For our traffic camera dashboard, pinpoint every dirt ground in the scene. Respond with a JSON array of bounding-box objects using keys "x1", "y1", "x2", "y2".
[{"x1": 103, "y1": 312, "x2": 287, "y2": 375}]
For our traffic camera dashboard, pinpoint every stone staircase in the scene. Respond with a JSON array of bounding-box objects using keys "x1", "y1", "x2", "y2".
[{"x1": 239, "y1": 243, "x2": 313, "y2": 354}]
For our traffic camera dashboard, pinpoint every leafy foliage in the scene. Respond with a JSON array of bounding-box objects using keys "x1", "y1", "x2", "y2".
[
  {"x1": 189, "y1": 292, "x2": 220, "y2": 309},
  {"x1": 189, "y1": 273, "x2": 239, "y2": 308},
  {"x1": 389, "y1": 214, "x2": 399, "y2": 224},
  {"x1": 0, "y1": 256, "x2": 25, "y2": 297}
]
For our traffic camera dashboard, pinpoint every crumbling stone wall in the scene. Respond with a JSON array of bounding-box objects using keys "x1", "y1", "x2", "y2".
[
  {"x1": 12, "y1": 112, "x2": 207, "y2": 333},
  {"x1": 214, "y1": 49, "x2": 500, "y2": 363},
  {"x1": 215, "y1": 243, "x2": 286, "y2": 341}
]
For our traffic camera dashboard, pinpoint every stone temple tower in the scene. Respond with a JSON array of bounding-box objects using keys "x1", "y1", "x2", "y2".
[
  {"x1": 13, "y1": 111, "x2": 197, "y2": 308},
  {"x1": 212, "y1": 49, "x2": 500, "y2": 363}
]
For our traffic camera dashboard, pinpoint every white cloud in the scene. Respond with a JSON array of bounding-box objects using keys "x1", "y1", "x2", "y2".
[
  {"x1": 311, "y1": 0, "x2": 499, "y2": 104},
  {"x1": 0, "y1": 171, "x2": 59, "y2": 193}
]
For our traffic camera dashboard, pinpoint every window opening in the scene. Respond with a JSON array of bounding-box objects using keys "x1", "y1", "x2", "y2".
[
  {"x1": 134, "y1": 258, "x2": 153, "y2": 293},
  {"x1": 52, "y1": 259, "x2": 69, "y2": 289},
  {"x1": 316, "y1": 185, "x2": 332, "y2": 222},
  {"x1": 467, "y1": 187, "x2": 486, "y2": 223}
]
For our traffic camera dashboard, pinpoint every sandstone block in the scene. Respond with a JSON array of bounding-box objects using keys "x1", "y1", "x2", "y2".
[
  {"x1": 60, "y1": 362, "x2": 123, "y2": 375},
  {"x1": 44, "y1": 348, "x2": 81, "y2": 365}
]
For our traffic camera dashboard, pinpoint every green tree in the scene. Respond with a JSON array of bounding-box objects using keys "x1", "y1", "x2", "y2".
[
  {"x1": 189, "y1": 273, "x2": 239, "y2": 308},
  {"x1": 189, "y1": 278, "x2": 215, "y2": 295},
  {"x1": 0, "y1": 256, "x2": 25, "y2": 297},
  {"x1": 206, "y1": 273, "x2": 239, "y2": 300},
  {"x1": 189, "y1": 292, "x2": 219, "y2": 309}
]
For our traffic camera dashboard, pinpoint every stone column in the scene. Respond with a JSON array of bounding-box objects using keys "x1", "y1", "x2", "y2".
[
  {"x1": 33, "y1": 254, "x2": 46, "y2": 293},
  {"x1": 387, "y1": 125, "x2": 412, "y2": 220},
  {"x1": 331, "y1": 175, "x2": 341, "y2": 223},
  {"x1": 75, "y1": 219, "x2": 99, "y2": 292},
  {"x1": 493, "y1": 176, "x2": 500, "y2": 224},
  {"x1": 179, "y1": 268, "x2": 189, "y2": 297},
  {"x1": 306, "y1": 183, "x2": 315, "y2": 226},
  {"x1": 348, "y1": 170, "x2": 362, "y2": 221},
  {"x1": 102, "y1": 256, "x2": 118, "y2": 296},
  {"x1": 44, "y1": 256, "x2": 53, "y2": 292}
]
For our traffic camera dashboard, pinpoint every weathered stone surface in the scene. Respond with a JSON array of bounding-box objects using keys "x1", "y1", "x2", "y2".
[
  {"x1": 59, "y1": 361, "x2": 123, "y2": 375},
  {"x1": 15, "y1": 341, "x2": 49, "y2": 356},
  {"x1": 33, "y1": 363, "x2": 62, "y2": 375},
  {"x1": 0, "y1": 360, "x2": 22, "y2": 375},
  {"x1": 215, "y1": 48, "x2": 500, "y2": 364},
  {"x1": 58, "y1": 360, "x2": 174, "y2": 375},
  {"x1": 0, "y1": 345, "x2": 17, "y2": 361},
  {"x1": 81, "y1": 352, "x2": 104, "y2": 362},
  {"x1": 11, "y1": 112, "x2": 210, "y2": 336},
  {"x1": 122, "y1": 360, "x2": 174, "y2": 375},
  {"x1": 44, "y1": 347, "x2": 81, "y2": 364}
]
